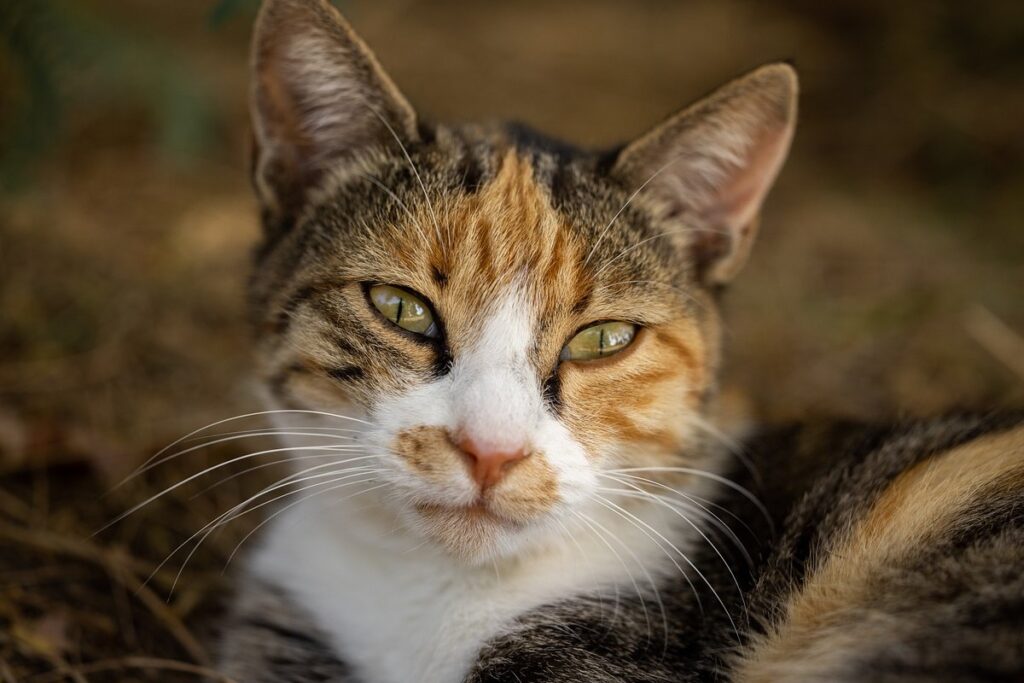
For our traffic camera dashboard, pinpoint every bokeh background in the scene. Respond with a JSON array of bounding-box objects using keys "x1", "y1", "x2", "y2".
[
  {"x1": 4, "y1": 0, "x2": 1024, "y2": 472},
  {"x1": 1, "y1": 1, "x2": 1024, "y2": 677}
]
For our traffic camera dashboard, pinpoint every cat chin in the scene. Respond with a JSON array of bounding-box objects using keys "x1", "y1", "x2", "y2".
[{"x1": 408, "y1": 502, "x2": 554, "y2": 565}]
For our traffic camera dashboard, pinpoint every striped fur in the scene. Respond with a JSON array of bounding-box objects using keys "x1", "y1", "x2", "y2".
[
  {"x1": 220, "y1": 415, "x2": 1024, "y2": 681},
  {"x1": 217, "y1": 1, "x2": 1022, "y2": 681},
  {"x1": 228, "y1": 1, "x2": 797, "y2": 678}
]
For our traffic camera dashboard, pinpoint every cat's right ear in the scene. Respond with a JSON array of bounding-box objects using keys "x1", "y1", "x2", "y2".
[
  {"x1": 250, "y1": 0, "x2": 418, "y2": 234},
  {"x1": 611, "y1": 63, "x2": 797, "y2": 285}
]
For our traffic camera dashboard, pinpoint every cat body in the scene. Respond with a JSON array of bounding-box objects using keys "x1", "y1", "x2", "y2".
[
  {"x1": 226, "y1": 487, "x2": 690, "y2": 682},
  {"x1": 222, "y1": 415, "x2": 1024, "y2": 683},
  {"x1": 216, "y1": 1, "x2": 1024, "y2": 681}
]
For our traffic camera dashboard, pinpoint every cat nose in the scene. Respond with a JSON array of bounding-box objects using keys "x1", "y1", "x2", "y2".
[{"x1": 457, "y1": 436, "x2": 528, "y2": 491}]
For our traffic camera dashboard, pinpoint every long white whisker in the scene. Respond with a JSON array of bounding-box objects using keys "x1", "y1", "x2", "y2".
[
  {"x1": 162, "y1": 461, "x2": 382, "y2": 575},
  {"x1": 596, "y1": 484, "x2": 747, "y2": 613},
  {"x1": 223, "y1": 480, "x2": 390, "y2": 572},
  {"x1": 121, "y1": 409, "x2": 374, "y2": 487},
  {"x1": 605, "y1": 471, "x2": 755, "y2": 536},
  {"x1": 596, "y1": 279, "x2": 706, "y2": 311},
  {"x1": 569, "y1": 509, "x2": 665, "y2": 645},
  {"x1": 553, "y1": 515, "x2": 620, "y2": 631},
  {"x1": 157, "y1": 461, "x2": 385, "y2": 586},
  {"x1": 589, "y1": 493, "x2": 702, "y2": 609},
  {"x1": 583, "y1": 153, "x2": 688, "y2": 268},
  {"x1": 598, "y1": 471, "x2": 752, "y2": 564},
  {"x1": 683, "y1": 415, "x2": 765, "y2": 491},
  {"x1": 190, "y1": 451, "x2": 376, "y2": 499},
  {"x1": 166, "y1": 472, "x2": 383, "y2": 596},
  {"x1": 362, "y1": 101, "x2": 444, "y2": 253},
  {"x1": 129, "y1": 430, "x2": 363, "y2": 482},
  {"x1": 362, "y1": 173, "x2": 431, "y2": 248},
  {"x1": 182, "y1": 425, "x2": 362, "y2": 444},
  {"x1": 97, "y1": 449, "x2": 380, "y2": 534},
  {"x1": 593, "y1": 493, "x2": 738, "y2": 641},
  {"x1": 608, "y1": 466, "x2": 769, "y2": 523},
  {"x1": 594, "y1": 226, "x2": 719, "y2": 279}
]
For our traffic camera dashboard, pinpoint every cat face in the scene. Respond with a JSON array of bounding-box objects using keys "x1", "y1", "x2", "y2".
[{"x1": 248, "y1": 0, "x2": 796, "y2": 563}]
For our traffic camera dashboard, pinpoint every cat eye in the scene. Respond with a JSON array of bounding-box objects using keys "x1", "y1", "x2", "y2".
[
  {"x1": 560, "y1": 321, "x2": 637, "y2": 362},
  {"x1": 368, "y1": 284, "x2": 440, "y2": 338}
]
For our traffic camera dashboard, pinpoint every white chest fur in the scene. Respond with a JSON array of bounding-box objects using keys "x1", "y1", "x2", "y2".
[{"x1": 250, "y1": 496, "x2": 686, "y2": 683}]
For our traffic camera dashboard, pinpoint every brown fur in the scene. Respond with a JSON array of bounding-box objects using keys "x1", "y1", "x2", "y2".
[
  {"x1": 733, "y1": 418, "x2": 1024, "y2": 683},
  {"x1": 223, "y1": 1, "x2": 810, "y2": 680}
]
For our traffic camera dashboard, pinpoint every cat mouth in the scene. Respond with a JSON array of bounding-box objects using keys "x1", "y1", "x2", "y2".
[{"x1": 415, "y1": 500, "x2": 523, "y2": 527}]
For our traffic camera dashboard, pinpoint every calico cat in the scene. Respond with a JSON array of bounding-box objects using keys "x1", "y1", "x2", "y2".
[{"x1": 218, "y1": 1, "x2": 1024, "y2": 681}]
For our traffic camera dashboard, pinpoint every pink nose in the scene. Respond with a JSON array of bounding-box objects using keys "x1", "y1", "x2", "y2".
[{"x1": 457, "y1": 436, "x2": 528, "y2": 491}]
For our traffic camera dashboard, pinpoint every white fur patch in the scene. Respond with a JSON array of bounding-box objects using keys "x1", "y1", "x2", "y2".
[
  {"x1": 252, "y1": 491, "x2": 687, "y2": 683},
  {"x1": 252, "y1": 285, "x2": 702, "y2": 682}
]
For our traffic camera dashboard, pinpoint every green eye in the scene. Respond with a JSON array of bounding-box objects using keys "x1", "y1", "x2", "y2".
[
  {"x1": 368, "y1": 284, "x2": 439, "y2": 338},
  {"x1": 560, "y1": 321, "x2": 637, "y2": 362}
]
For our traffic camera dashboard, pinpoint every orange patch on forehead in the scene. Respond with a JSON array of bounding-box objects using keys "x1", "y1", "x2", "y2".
[{"x1": 388, "y1": 149, "x2": 589, "y2": 354}]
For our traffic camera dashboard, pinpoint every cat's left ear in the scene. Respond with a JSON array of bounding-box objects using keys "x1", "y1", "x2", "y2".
[
  {"x1": 612, "y1": 63, "x2": 797, "y2": 284},
  {"x1": 250, "y1": 0, "x2": 419, "y2": 234}
]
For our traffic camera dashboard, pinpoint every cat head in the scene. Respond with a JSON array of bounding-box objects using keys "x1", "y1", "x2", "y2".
[{"x1": 248, "y1": 0, "x2": 796, "y2": 563}]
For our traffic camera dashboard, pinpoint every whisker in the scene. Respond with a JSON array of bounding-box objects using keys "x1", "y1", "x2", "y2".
[
  {"x1": 553, "y1": 515, "x2": 620, "y2": 631},
  {"x1": 361, "y1": 173, "x2": 433, "y2": 249},
  {"x1": 596, "y1": 278, "x2": 706, "y2": 311},
  {"x1": 589, "y1": 492, "x2": 702, "y2": 615},
  {"x1": 189, "y1": 451, "x2": 375, "y2": 500},
  {"x1": 683, "y1": 414, "x2": 766, "y2": 492},
  {"x1": 569, "y1": 509, "x2": 665, "y2": 646},
  {"x1": 120, "y1": 409, "x2": 374, "y2": 487},
  {"x1": 128, "y1": 430, "x2": 362, "y2": 482},
  {"x1": 583, "y1": 154, "x2": 687, "y2": 268},
  {"x1": 155, "y1": 462, "x2": 385, "y2": 589},
  {"x1": 606, "y1": 470, "x2": 753, "y2": 532},
  {"x1": 592, "y1": 493, "x2": 740, "y2": 642},
  {"x1": 182, "y1": 425, "x2": 362, "y2": 444},
  {"x1": 593, "y1": 227, "x2": 697, "y2": 279},
  {"x1": 97, "y1": 449, "x2": 380, "y2": 535},
  {"x1": 607, "y1": 466, "x2": 769, "y2": 524},
  {"x1": 223, "y1": 480, "x2": 391, "y2": 572},
  {"x1": 166, "y1": 472, "x2": 384, "y2": 596},
  {"x1": 361, "y1": 101, "x2": 444, "y2": 254},
  {"x1": 597, "y1": 471, "x2": 753, "y2": 562},
  {"x1": 595, "y1": 484, "x2": 747, "y2": 613}
]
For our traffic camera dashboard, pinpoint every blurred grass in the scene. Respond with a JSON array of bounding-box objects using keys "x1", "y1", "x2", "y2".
[
  {"x1": 1, "y1": 0, "x2": 1022, "y2": 468},
  {"x1": 1, "y1": 1, "x2": 221, "y2": 190},
  {"x1": 0, "y1": 444, "x2": 278, "y2": 681}
]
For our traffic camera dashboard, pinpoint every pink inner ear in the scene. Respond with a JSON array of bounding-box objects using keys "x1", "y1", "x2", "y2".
[{"x1": 707, "y1": 122, "x2": 794, "y2": 234}]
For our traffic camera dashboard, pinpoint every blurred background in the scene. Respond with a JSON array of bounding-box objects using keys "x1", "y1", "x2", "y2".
[
  {"x1": 3, "y1": 0, "x2": 1024, "y2": 473},
  {"x1": 1, "y1": 1, "x2": 1024, "y2": 678}
]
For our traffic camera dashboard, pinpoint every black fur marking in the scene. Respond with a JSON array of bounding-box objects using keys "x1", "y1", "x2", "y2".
[
  {"x1": 333, "y1": 335, "x2": 359, "y2": 356},
  {"x1": 272, "y1": 283, "x2": 326, "y2": 334},
  {"x1": 327, "y1": 365, "x2": 365, "y2": 382},
  {"x1": 268, "y1": 363, "x2": 306, "y2": 399},
  {"x1": 571, "y1": 291, "x2": 592, "y2": 316},
  {"x1": 245, "y1": 618, "x2": 326, "y2": 651},
  {"x1": 432, "y1": 345, "x2": 454, "y2": 379},
  {"x1": 548, "y1": 158, "x2": 574, "y2": 205},
  {"x1": 416, "y1": 120, "x2": 437, "y2": 145},
  {"x1": 504, "y1": 121, "x2": 582, "y2": 163},
  {"x1": 541, "y1": 369, "x2": 563, "y2": 413},
  {"x1": 458, "y1": 148, "x2": 485, "y2": 194},
  {"x1": 431, "y1": 265, "x2": 448, "y2": 287}
]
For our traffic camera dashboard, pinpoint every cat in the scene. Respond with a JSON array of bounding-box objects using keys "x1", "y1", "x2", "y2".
[{"x1": 217, "y1": 1, "x2": 1024, "y2": 681}]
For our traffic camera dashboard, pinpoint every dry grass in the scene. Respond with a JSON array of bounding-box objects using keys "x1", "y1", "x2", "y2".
[{"x1": 0, "y1": 443, "x2": 281, "y2": 681}]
